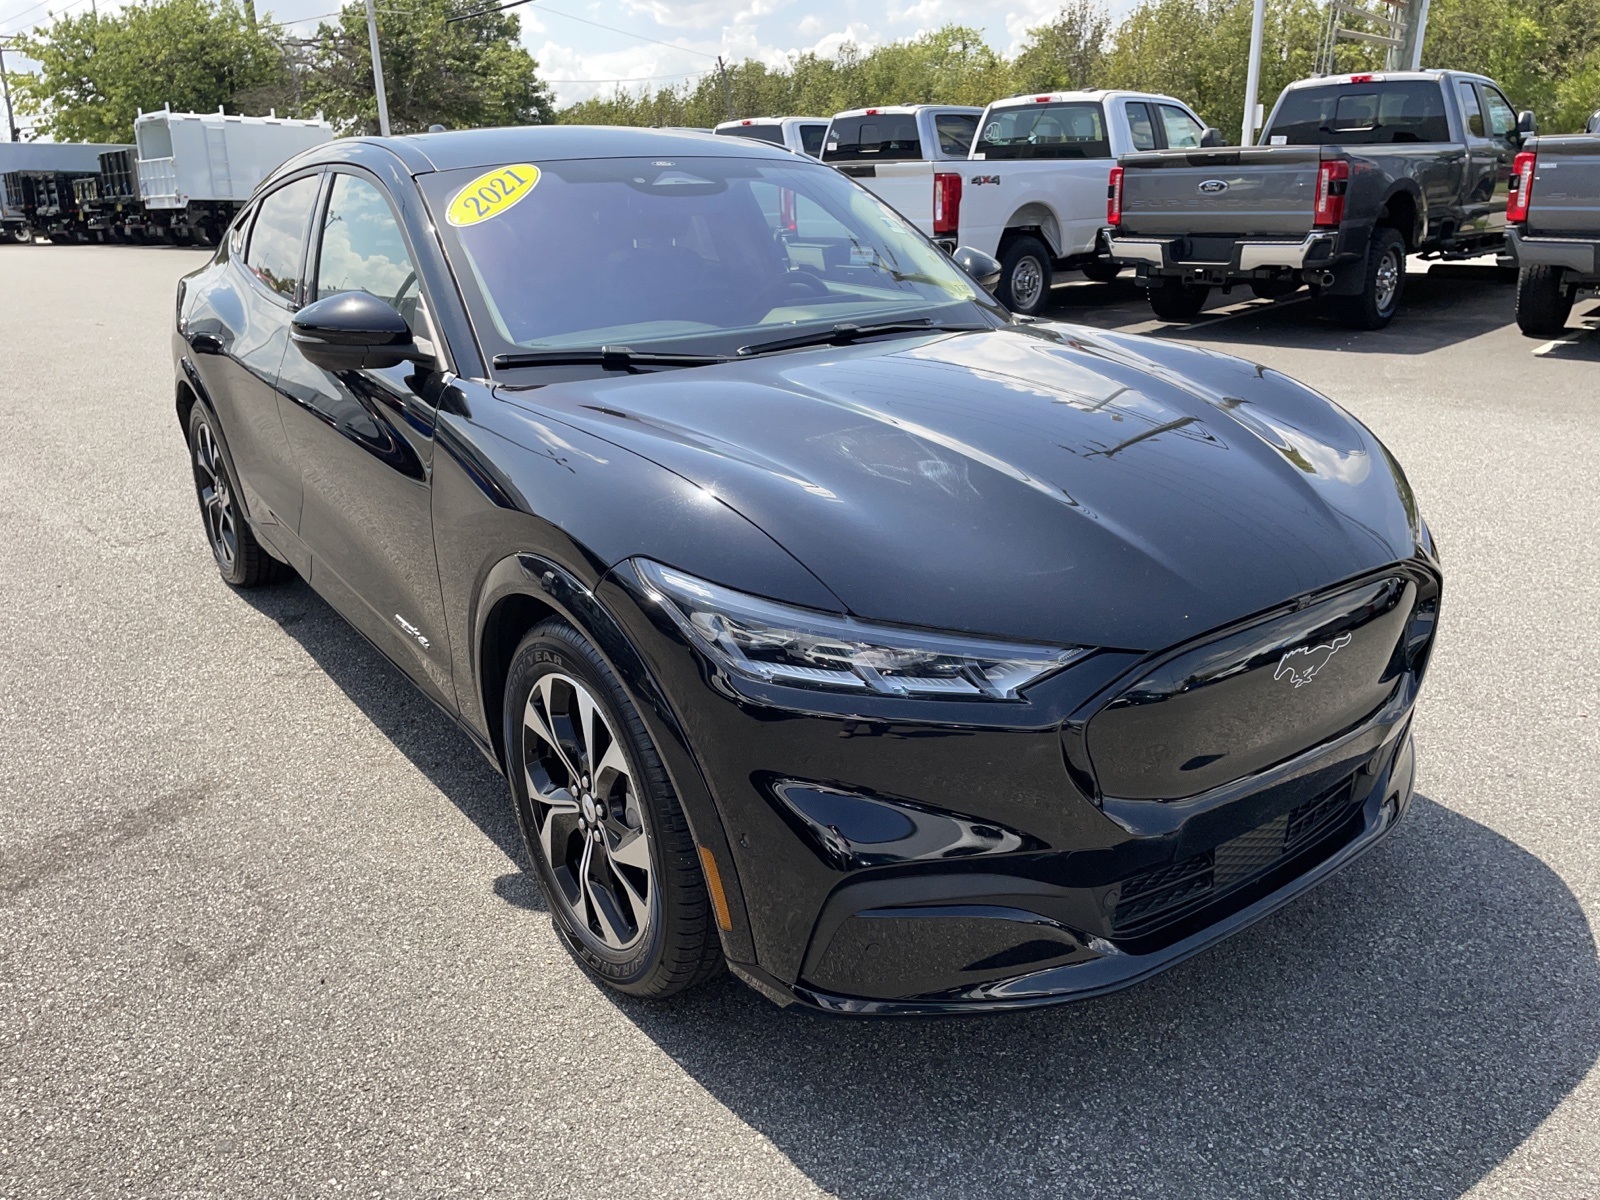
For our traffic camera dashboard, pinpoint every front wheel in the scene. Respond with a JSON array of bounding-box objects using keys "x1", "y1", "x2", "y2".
[
  {"x1": 1147, "y1": 276, "x2": 1210, "y2": 322},
  {"x1": 1331, "y1": 226, "x2": 1406, "y2": 330},
  {"x1": 997, "y1": 235, "x2": 1053, "y2": 316},
  {"x1": 504, "y1": 619, "x2": 724, "y2": 999},
  {"x1": 1515, "y1": 265, "x2": 1573, "y2": 338}
]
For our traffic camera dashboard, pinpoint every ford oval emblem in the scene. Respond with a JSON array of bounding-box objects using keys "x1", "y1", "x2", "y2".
[{"x1": 1198, "y1": 179, "x2": 1229, "y2": 194}]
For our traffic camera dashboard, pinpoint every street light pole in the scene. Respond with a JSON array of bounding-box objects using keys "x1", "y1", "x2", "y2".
[
  {"x1": 363, "y1": 0, "x2": 391, "y2": 136},
  {"x1": 1240, "y1": 0, "x2": 1266, "y2": 145},
  {"x1": 0, "y1": 40, "x2": 20, "y2": 144}
]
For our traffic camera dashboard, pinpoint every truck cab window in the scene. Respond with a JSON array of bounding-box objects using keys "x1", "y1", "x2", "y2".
[
  {"x1": 1126, "y1": 102, "x2": 1158, "y2": 151},
  {"x1": 799, "y1": 124, "x2": 827, "y2": 157},
  {"x1": 245, "y1": 175, "x2": 321, "y2": 300},
  {"x1": 935, "y1": 113, "x2": 979, "y2": 156},
  {"x1": 1482, "y1": 87, "x2": 1517, "y2": 143},
  {"x1": 1457, "y1": 82, "x2": 1486, "y2": 138},
  {"x1": 976, "y1": 103, "x2": 1109, "y2": 159},
  {"x1": 1159, "y1": 105, "x2": 1204, "y2": 150}
]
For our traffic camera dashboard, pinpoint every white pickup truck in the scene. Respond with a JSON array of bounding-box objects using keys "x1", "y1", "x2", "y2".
[
  {"x1": 820, "y1": 105, "x2": 983, "y2": 240},
  {"x1": 956, "y1": 89, "x2": 1212, "y2": 313},
  {"x1": 714, "y1": 117, "x2": 831, "y2": 158}
]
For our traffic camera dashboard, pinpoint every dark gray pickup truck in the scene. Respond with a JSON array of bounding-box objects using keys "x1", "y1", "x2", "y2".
[
  {"x1": 1509, "y1": 133, "x2": 1600, "y2": 336},
  {"x1": 1107, "y1": 70, "x2": 1531, "y2": 328}
]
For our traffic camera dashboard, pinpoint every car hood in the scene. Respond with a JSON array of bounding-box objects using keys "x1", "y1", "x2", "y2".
[{"x1": 499, "y1": 325, "x2": 1423, "y2": 651}]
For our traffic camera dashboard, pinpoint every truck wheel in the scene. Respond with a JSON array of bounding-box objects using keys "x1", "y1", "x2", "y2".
[
  {"x1": 998, "y1": 236, "x2": 1053, "y2": 316},
  {"x1": 1333, "y1": 227, "x2": 1406, "y2": 330},
  {"x1": 1081, "y1": 259, "x2": 1122, "y2": 283},
  {"x1": 1515, "y1": 265, "x2": 1573, "y2": 338},
  {"x1": 1147, "y1": 277, "x2": 1210, "y2": 322}
]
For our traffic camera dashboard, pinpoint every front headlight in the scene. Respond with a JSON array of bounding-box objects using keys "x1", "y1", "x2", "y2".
[{"x1": 635, "y1": 560, "x2": 1086, "y2": 700}]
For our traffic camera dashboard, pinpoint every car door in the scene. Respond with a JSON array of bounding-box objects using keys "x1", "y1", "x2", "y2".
[
  {"x1": 1477, "y1": 83, "x2": 1520, "y2": 232},
  {"x1": 190, "y1": 173, "x2": 323, "y2": 560},
  {"x1": 273, "y1": 168, "x2": 456, "y2": 707},
  {"x1": 1456, "y1": 80, "x2": 1500, "y2": 235}
]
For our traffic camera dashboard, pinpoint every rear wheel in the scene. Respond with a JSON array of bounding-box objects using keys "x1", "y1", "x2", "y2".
[
  {"x1": 504, "y1": 619, "x2": 724, "y2": 999},
  {"x1": 1515, "y1": 265, "x2": 1573, "y2": 338},
  {"x1": 997, "y1": 235, "x2": 1053, "y2": 316},
  {"x1": 187, "y1": 404, "x2": 289, "y2": 588},
  {"x1": 1331, "y1": 226, "x2": 1405, "y2": 330},
  {"x1": 1080, "y1": 259, "x2": 1122, "y2": 283},
  {"x1": 1146, "y1": 276, "x2": 1210, "y2": 322}
]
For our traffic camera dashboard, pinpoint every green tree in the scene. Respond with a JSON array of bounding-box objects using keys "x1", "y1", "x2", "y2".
[
  {"x1": 1013, "y1": 1, "x2": 1112, "y2": 93},
  {"x1": 14, "y1": 0, "x2": 289, "y2": 144},
  {"x1": 306, "y1": 0, "x2": 554, "y2": 135}
]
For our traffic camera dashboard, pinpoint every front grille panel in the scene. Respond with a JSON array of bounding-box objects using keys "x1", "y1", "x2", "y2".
[{"x1": 1111, "y1": 776, "x2": 1362, "y2": 937}]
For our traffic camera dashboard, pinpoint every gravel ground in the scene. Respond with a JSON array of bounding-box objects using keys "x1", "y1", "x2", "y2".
[{"x1": 1, "y1": 245, "x2": 1597, "y2": 1200}]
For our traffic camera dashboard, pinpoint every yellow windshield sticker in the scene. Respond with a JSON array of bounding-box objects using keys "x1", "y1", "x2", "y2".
[{"x1": 446, "y1": 164, "x2": 540, "y2": 227}]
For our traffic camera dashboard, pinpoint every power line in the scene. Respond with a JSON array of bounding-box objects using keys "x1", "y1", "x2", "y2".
[
  {"x1": 535, "y1": 4, "x2": 720, "y2": 60},
  {"x1": 446, "y1": 0, "x2": 532, "y2": 22},
  {"x1": 553, "y1": 67, "x2": 708, "y2": 84},
  {"x1": 0, "y1": 0, "x2": 94, "y2": 37}
]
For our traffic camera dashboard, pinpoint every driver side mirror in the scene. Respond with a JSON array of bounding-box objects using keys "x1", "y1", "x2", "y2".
[
  {"x1": 951, "y1": 246, "x2": 1003, "y2": 294},
  {"x1": 1200, "y1": 127, "x2": 1226, "y2": 148},
  {"x1": 1516, "y1": 110, "x2": 1538, "y2": 140},
  {"x1": 292, "y1": 291, "x2": 432, "y2": 372}
]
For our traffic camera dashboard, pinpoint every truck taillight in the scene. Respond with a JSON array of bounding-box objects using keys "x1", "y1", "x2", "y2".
[
  {"x1": 1107, "y1": 166, "x2": 1124, "y2": 227},
  {"x1": 1314, "y1": 159, "x2": 1349, "y2": 227},
  {"x1": 1508, "y1": 151, "x2": 1537, "y2": 223},
  {"x1": 933, "y1": 171, "x2": 962, "y2": 236}
]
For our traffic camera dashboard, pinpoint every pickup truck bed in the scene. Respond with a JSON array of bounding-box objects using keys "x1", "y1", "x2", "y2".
[{"x1": 1509, "y1": 133, "x2": 1600, "y2": 335}]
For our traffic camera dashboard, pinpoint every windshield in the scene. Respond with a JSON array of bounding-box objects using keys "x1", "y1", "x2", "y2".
[
  {"x1": 422, "y1": 156, "x2": 994, "y2": 366},
  {"x1": 716, "y1": 124, "x2": 785, "y2": 145},
  {"x1": 1266, "y1": 83, "x2": 1450, "y2": 145},
  {"x1": 975, "y1": 102, "x2": 1109, "y2": 159}
]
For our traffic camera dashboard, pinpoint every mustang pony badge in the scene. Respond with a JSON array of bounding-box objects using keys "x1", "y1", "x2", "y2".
[{"x1": 1274, "y1": 632, "x2": 1352, "y2": 687}]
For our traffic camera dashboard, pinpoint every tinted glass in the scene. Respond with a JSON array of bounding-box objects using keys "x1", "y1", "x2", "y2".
[
  {"x1": 822, "y1": 114, "x2": 923, "y2": 161},
  {"x1": 799, "y1": 124, "x2": 827, "y2": 156},
  {"x1": 1159, "y1": 104, "x2": 1204, "y2": 149},
  {"x1": 935, "y1": 113, "x2": 979, "y2": 156},
  {"x1": 1267, "y1": 82, "x2": 1450, "y2": 145},
  {"x1": 717, "y1": 124, "x2": 786, "y2": 145},
  {"x1": 246, "y1": 175, "x2": 320, "y2": 299},
  {"x1": 316, "y1": 173, "x2": 420, "y2": 323},
  {"x1": 1126, "y1": 102, "x2": 1157, "y2": 151},
  {"x1": 975, "y1": 102, "x2": 1109, "y2": 159},
  {"x1": 1483, "y1": 87, "x2": 1516, "y2": 139},
  {"x1": 423, "y1": 156, "x2": 986, "y2": 361},
  {"x1": 1457, "y1": 82, "x2": 1485, "y2": 137}
]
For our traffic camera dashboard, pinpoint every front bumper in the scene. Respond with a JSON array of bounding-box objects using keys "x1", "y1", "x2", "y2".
[
  {"x1": 600, "y1": 560, "x2": 1438, "y2": 1015},
  {"x1": 1510, "y1": 228, "x2": 1600, "y2": 278}
]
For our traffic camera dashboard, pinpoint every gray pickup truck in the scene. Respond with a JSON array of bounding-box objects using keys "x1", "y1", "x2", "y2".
[
  {"x1": 1108, "y1": 70, "x2": 1531, "y2": 328},
  {"x1": 1509, "y1": 133, "x2": 1600, "y2": 336}
]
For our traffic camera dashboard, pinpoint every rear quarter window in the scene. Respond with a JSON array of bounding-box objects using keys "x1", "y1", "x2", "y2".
[
  {"x1": 1267, "y1": 82, "x2": 1450, "y2": 145},
  {"x1": 822, "y1": 114, "x2": 924, "y2": 161}
]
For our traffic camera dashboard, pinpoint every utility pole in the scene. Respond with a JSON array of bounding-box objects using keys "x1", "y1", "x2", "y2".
[
  {"x1": 364, "y1": 0, "x2": 391, "y2": 136},
  {"x1": 0, "y1": 39, "x2": 19, "y2": 144},
  {"x1": 715, "y1": 56, "x2": 734, "y2": 122},
  {"x1": 1240, "y1": 0, "x2": 1266, "y2": 145}
]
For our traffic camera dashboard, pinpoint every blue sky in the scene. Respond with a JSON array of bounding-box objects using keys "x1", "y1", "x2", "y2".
[{"x1": 0, "y1": 0, "x2": 1077, "y2": 111}]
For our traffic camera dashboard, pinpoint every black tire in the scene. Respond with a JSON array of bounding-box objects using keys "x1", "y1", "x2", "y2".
[
  {"x1": 1080, "y1": 259, "x2": 1122, "y2": 283},
  {"x1": 1515, "y1": 265, "x2": 1573, "y2": 338},
  {"x1": 503, "y1": 619, "x2": 724, "y2": 999},
  {"x1": 186, "y1": 404, "x2": 290, "y2": 588},
  {"x1": 1250, "y1": 277, "x2": 1301, "y2": 301},
  {"x1": 1331, "y1": 226, "x2": 1406, "y2": 330},
  {"x1": 1147, "y1": 276, "x2": 1210, "y2": 323},
  {"x1": 997, "y1": 235, "x2": 1053, "y2": 316}
]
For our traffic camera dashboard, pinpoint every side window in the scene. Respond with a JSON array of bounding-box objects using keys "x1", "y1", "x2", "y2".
[
  {"x1": 1457, "y1": 82, "x2": 1485, "y2": 138},
  {"x1": 799, "y1": 124, "x2": 826, "y2": 157},
  {"x1": 1126, "y1": 102, "x2": 1158, "y2": 151},
  {"x1": 1159, "y1": 104, "x2": 1204, "y2": 150},
  {"x1": 245, "y1": 175, "x2": 321, "y2": 300},
  {"x1": 226, "y1": 205, "x2": 252, "y2": 260},
  {"x1": 935, "y1": 113, "x2": 979, "y2": 156},
  {"x1": 315, "y1": 173, "x2": 420, "y2": 325},
  {"x1": 1483, "y1": 87, "x2": 1517, "y2": 142}
]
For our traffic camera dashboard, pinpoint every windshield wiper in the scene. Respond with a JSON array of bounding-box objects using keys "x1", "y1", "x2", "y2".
[
  {"x1": 737, "y1": 319, "x2": 988, "y2": 358},
  {"x1": 493, "y1": 345, "x2": 736, "y2": 371}
]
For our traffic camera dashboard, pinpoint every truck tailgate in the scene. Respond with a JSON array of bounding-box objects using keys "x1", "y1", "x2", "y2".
[
  {"x1": 1528, "y1": 135, "x2": 1600, "y2": 239},
  {"x1": 835, "y1": 161, "x2": 935, "y2": 233},
  {"x1": 1118, "y1": 146, "x2": 1325, "y2": 239}
]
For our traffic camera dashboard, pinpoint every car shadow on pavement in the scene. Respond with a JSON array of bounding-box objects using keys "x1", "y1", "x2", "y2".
[
  {"x1": 614, "y1": 796, "x2": 1599, "y2": 1200},
  {"x1": 233, "y1": 577, "x2": 533, "y2": 883}
]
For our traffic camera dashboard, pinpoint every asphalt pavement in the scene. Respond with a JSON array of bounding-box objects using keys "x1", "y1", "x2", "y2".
[{"x1": 2, "y1": 245, "x2": 1598, "y2": 1199}]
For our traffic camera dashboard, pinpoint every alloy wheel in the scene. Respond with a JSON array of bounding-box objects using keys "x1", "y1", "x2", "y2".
[
  {"x1": 1373, "y1": 248, "x2": 1401, "y2": 312},
  {"x1": 192, "y1": 422, "x2": 238, "y2": 571},
  {"x1": 522, "y1": 672, "x2": 655, "y2": 956}
]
